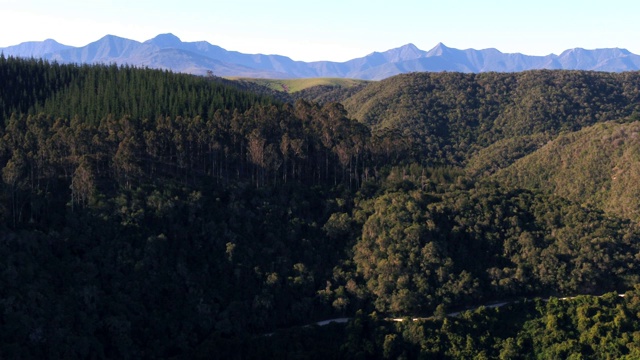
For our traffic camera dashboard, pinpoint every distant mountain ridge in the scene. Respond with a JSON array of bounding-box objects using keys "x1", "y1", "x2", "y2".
[{"x1": 2, "y1": 33, "x2": 640, "y2": 80}]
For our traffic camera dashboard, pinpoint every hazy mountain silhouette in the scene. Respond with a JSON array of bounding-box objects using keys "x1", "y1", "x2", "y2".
[
  {"x1": 3, "y1": 33, "x2": 640, "y2": 79},
  {"x1": 1, "y1": 39, "x2": 74, "y2": 58}
]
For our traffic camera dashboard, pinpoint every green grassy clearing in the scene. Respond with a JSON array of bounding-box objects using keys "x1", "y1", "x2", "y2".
[{"x1": 228, "y1": 77, "x2": 370, "y2": 93}]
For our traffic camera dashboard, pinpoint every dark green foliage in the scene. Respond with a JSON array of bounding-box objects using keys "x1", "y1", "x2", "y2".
[
  {"x1": 344, "y1": 181, "x2": 640, "y2": 317},
  {"x1": 0, "y1": 56, "x2": 276, "y2": 122},
  {"x1": 494, "y1": 120, "x2": 640, "y2": 222},
  {"x1": 2, "y1": 56, "x2": 640, "y2": 358},
  {"x1": 290, "y1": 83, "x2": 370, "y2": 105},
  {"x1": 343, "y1": 70, "x2": 640, "y2": 166},
  {"x1": 257, "y1": 288, "x2": 640, "y2": 360},
  {"x1": 465, "y1": 133, "x2": 552, "y2": 177}
]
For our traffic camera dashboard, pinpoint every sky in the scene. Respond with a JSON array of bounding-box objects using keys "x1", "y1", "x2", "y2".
[{"x1": 1, "y1": 0, "x2": 639, "y2": 62}]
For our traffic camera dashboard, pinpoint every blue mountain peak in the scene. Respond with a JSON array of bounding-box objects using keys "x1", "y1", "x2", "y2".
[
  {"x1": 427, "y1": 42, "x2": 452, "y2": 57},
  {"x1": 145, "y1": 33, "x2": 183, "y2": 48},
  {"x1": 2, "y1": 33, "x2": 640, "y2": 80}
]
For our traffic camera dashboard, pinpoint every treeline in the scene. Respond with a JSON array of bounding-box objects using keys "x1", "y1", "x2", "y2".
[
  {"x1": 0, "y1": 101, "x2": 397, "y2": 229},
  {"x1": 0, "y1": 55, "x2": 275, "y2": 122},
  {"x1": 0, "y1": 58, "x2": 405, "y2": 229}
]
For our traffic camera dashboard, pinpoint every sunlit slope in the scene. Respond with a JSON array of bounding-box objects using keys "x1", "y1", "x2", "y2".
[
  {"x1": 229, "y1": 77, "x2": 369, "y2": 93},
  {"x1": 341, "y1": 70, "x2": 640, "y2": 165},
  {"x1": 494, "y1": 120, "x2": 640, "y2": 221}
]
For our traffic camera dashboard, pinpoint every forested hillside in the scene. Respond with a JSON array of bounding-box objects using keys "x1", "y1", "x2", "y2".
[
  {"x1": 342, "y1": 70, "x2": 640, "y2": 165},
  {"x1": 494, "y1": 120, "x2": 640, "y2": 222},
  {"x1": 1, "y1": 56, "x2": 640, "y2": 358}
]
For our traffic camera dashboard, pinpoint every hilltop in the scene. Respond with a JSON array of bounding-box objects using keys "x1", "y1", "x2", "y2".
[
  {"x1": 340, "y1": 70, "x2": 640, "y2": 165},
  {"x1": 229, "y1": 77, "x2": 369, "y2": 93}
]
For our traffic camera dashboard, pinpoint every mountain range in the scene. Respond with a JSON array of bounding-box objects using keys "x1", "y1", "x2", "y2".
[{"x1": 2, "y1": 33, "x2": 640, "y2": 80}]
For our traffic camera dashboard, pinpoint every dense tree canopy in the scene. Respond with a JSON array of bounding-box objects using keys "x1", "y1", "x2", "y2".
[
  {"x1": 1, "y1": 56, "x2": 640, "y2": 358},
  {"x1": 343, "y1": 70, "x2": 640, "y2": 165}
]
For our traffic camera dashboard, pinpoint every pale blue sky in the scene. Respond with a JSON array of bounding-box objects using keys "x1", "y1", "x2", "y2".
[{"x1": 1, "y1": 0, "x2": 638, "y2": 62}]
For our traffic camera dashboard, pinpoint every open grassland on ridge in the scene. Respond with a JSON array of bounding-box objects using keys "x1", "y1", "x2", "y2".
[{"x1": 228, "y1": 77, "x2": 370, "y2": 93}]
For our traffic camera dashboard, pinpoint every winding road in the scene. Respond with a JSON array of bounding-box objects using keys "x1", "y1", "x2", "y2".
[{"x1": 312, "y1": 293, "x2": 626, "y2": 327}]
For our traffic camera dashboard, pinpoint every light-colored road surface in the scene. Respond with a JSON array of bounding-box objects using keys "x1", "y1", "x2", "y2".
[{"x1": 281, "y1": 293, "x2": 627, "y2": 334}]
